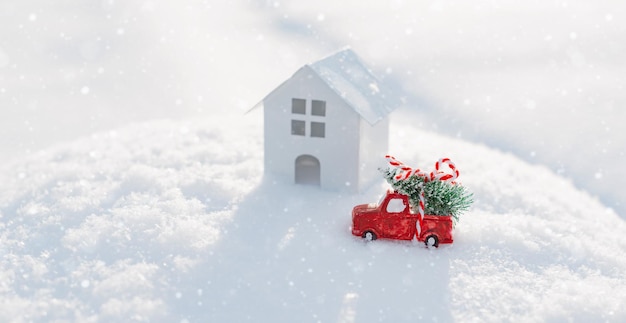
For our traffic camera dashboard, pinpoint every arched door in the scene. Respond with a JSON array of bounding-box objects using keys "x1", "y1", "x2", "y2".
[{"x1": 295, "y1": 155, "x2": 320, "y2": 186}]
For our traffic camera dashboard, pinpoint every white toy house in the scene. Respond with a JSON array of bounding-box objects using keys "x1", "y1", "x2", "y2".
[{"x1": 256, "y1": 48, "x2": 400, "y2": 192}]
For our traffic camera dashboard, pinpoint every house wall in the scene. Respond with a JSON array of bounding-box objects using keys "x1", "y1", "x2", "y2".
[
  {"x1": 358, "y1": 117, "x2": 389, "y2": 191},
  {"x1": 263, "y1": 66, "x2": 361, "y2": 192}
]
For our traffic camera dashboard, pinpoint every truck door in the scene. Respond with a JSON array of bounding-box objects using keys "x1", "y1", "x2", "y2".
[{"x1": 382, "y1": 197, "x2": 414, "y2": 240}]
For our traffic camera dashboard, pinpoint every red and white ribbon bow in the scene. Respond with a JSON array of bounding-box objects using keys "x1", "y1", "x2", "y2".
[
  {"x1": 385, "y1": 155, "x2": 460, "y2": 235},
  {"x1": 385, "y1": 155, "x2": 459, "y2": 184}
]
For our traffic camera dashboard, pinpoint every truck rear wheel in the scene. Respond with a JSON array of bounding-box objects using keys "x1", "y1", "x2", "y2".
[
  {"x1": 362, "y1": 231, "x2": 377, "y2": 241},
  {"x1": 425, "y1": 235, "x2": 439, "y2": 248}
]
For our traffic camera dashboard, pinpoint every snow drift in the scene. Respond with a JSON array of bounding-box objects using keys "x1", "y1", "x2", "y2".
[{"x1": 0, "y1": 113, "x2": 625, "y2": 322}]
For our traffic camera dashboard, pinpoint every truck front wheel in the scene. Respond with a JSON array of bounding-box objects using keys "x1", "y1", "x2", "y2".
[
  {"x1": 362, "y1": 231, "x2": 377, "y2": 241},
  {"x1": 425, "y1": 235, "x2": 439, "y2": 248}
]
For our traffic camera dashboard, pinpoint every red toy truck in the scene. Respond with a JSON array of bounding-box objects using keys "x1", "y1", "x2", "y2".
[{"x1": 351, "y1": 191, "x2": 454, "y2": 247}]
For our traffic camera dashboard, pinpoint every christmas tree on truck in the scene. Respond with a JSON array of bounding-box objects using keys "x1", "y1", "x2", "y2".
[{"x1": 381, "y1": 156, "x2": 473, "y2": 223}]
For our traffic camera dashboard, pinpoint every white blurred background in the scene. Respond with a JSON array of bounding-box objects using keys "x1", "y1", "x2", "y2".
[{"x1": 1, "y1": 0, "x2": 624, "y2": 216}]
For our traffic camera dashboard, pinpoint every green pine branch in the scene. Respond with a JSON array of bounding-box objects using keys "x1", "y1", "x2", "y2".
[{"x1": 380, "y1": 167, "x2": 473, "y2": 222}]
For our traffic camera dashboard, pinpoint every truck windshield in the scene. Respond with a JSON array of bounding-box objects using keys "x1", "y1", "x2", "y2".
[
  {"x1": 377, "y1": 194, "x2": 386, "y2": 206},
  {"x1": 369, "y1": 194, "x2": 386, "y2": 208}
]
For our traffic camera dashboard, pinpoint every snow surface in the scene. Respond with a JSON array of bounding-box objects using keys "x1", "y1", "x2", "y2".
[
  {"x1": 2, "y1": 1, "x2": 626, "y2": 321},
  {"x1": 1, "y1": 112, "x2": 625, "y2": 322}
]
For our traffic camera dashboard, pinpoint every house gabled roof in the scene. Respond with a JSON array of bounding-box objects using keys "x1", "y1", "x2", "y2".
[
  {"x1": 252, "y1": 48, "x2": 401, "y2": 125},
  {"x1": 307, "y1": 48, "x2": 400, "y2": 125}
]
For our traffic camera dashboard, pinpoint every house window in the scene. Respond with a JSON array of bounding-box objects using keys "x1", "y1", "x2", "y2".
[
  {"x1": 291, "y1": 120, "x2": 305, "y2": 136},
  {"x1": 310, "y1": 121, "x2": 325, "y2": 138},
  {"x1": 311, "y1": 100, "x2": 326, "y2": 116},
  {"x1": 291, "y1": 98, "x2": 326, "y2": 138},
  {"x1": 292, "y1": 98, "x2": 306, "y2": 114}
]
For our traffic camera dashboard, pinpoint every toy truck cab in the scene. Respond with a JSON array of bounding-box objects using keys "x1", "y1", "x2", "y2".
[{"x1": 351, "y1": 191, "x2": 454, "y2": 247}]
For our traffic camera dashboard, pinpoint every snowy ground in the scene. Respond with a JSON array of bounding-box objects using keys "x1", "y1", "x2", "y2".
[
  {"x1": 1, "y1": 113, "x2": 625, "y2": 321},
  {"x1": 2, "y1": 0, "x2": 626, "y2": 321}
]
